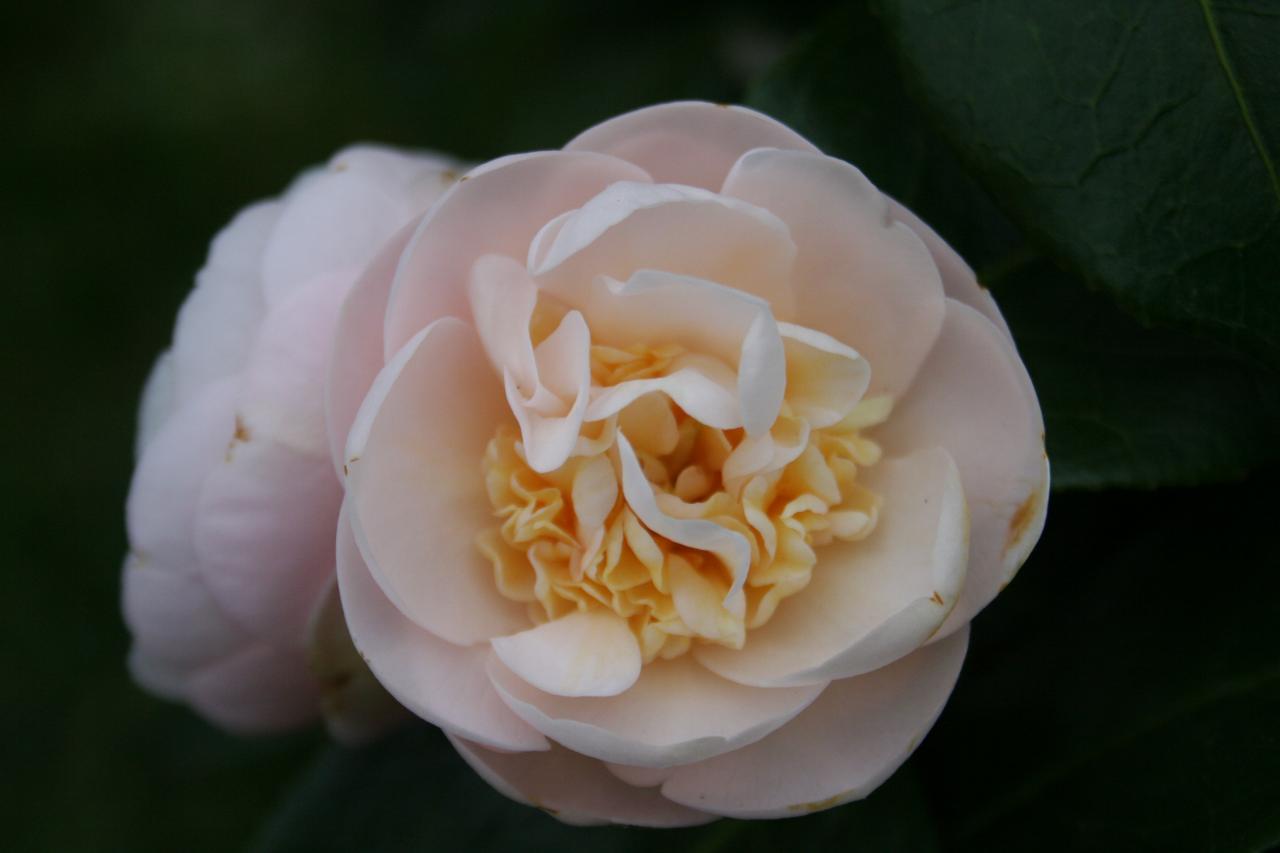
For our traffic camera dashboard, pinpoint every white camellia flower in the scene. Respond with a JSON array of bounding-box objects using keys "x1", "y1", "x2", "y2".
[
  {"x1": 123, "y1": 145, "x2": 459, "y2": 737},
  {"x1": 329, "y1": 102, "x2": 1048, "y2": 823}
]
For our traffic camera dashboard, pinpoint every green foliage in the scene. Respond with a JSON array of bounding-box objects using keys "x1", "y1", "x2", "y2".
[{"x1": 875, "y1": 0, "x2": 1280, "y2": 369}]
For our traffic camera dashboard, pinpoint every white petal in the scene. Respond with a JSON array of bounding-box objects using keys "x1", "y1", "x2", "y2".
[
  {"x1": 661, "y1": 628, "x2": 969, "y2": 818},
  {"x1": 185, "y1": 641, "x2": 320, "y2": 734},
  {"x1": 695, "y1": 447, "x2": 968, "y2": 687},
  {"x1": 450, "y1": 736, "x2": 714, "y2": 827},
  {"x1": 135, "y1": 350, "x2": 176, "y2": 458},
  {"x1": 490, "y1": 610, "x2": 641, "y2": 698},
  {"x1": 336, "y1": 503, "x2": 548, "y2": 752},
  {"x1": 881, "y1": 299, "x2": 1048, "y2": 638},
  {"x1": 504, "y1": 308, "x2": 591, "y2": 473},
  {"x1": 487, "y1": 653, "x2": 824, "y2": 767},
  {"x1": 723, "y1": 148, "x2": 945, "y2": 397},
  {"x1": 566, "y1": 100, "x2": 818, "y2": 190},
  {"x1": 531, "y1": 181, "x2": 797, "y2": 317},
  {"x1": 560, "y1": 269, "x2": 785, "y2": 435},
  {"x1": 345, "y1": 318, "x2": 530, "y2": 645},
  {"x1": 122, "y1": 555, "x2": 242, "y2": 666},
  {"x1": 383, "y1": 151, "x2": 650, "y2": 359}
]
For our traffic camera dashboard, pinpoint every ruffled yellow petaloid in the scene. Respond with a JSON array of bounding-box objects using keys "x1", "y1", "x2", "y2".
[{"x1": 476, "y1": 341, "x2": 890, "y2": 664}]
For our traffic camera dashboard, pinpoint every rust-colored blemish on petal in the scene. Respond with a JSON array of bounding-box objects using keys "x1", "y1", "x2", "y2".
[
  {"x1": 440, "y1": 168, "x2": 460, "y2": 185},
  {"x1": 1004, "y1": 489, "x2": 1040, "y2": 555},
  {"x1": 787, "y1": 790, "x2": 851, "y2": 813},
  {"x1": 225, "y1": 415, "x2": 251, "y2": 461},
  {"x1": 930, "y1": 590, "x2": 945, "y2": 606}
]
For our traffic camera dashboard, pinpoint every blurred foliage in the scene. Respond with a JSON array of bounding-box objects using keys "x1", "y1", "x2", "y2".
[{"x1": 4, "y1": 0, "x2": 1278, "y2": 851}]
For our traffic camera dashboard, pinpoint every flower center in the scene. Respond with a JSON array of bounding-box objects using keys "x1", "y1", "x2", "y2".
[{"x1": 476, "y1": 338, "x2": 892, "y2": 663}]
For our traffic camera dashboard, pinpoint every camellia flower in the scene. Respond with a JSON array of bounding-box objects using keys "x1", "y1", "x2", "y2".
[
  {"x1": 123, "y1": 145, "x2": 458, "y2": 737},
  {"x1": 330, "y1": 102, "x2": 1048, "y2": 823}
]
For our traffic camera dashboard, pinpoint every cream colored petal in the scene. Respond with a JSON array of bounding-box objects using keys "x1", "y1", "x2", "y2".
[
  {"x1": 487, "y1": 653, "x2": 824, "y2": 768},
  {"x1": 660, "y1": 628, "x2": 968, "y2": 818},
  {"x1": 336, "y1": 503, "x2": 548, "y2": 752},
  {"x1": 531, "y1": 181, "x2": 796, "y2": 317},
  {"x1": 881, "y1": 298, "x2": 1048, "y2": 639},
  {"x1": 694, "y1": 447, "x2": 968, "y2": 687},
  {"x1": 449, "y1": 736, "x2": 714, "y2": 827},
  {"x1": 383, "y1": 151, "x2": 650, "y2": 359},
  {"x1": 490, "y1": 609, "x2": 642, "y2": 698},
  {"x1": 723, "y1": 148, "x2": 945, "y2": 397},
  {"x1": 345, "y1": 318, "x2": 529, "y2": 645},
  {"x1": 616, "y1": 432, "x2": 752, "y2": 607},
  {"x1": 778, "y1": 322, "x2": 871, "y2": 428},
  {"x1": 565, "y1": 100, "x2": 818, "y2": 190}
]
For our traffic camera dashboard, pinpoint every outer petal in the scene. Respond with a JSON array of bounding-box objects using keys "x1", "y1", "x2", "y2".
[
  {"x1": 565, "y1": 101, "x2": 819, "y2": 190},
  {"x1": 135, "y1": 350, "x2": 176, "y2": 459},
  {"x1": 261, "y1": 150, "x2": 446, "y2": 306},
  {"x1": 881, "y1": 299, "x2": 1048, "y2": 638},
  {"x1": 240, "y1": 271, "x2": 352, "y2": 456},
  {"x1": 326, "y1": 221, "x2": 417, "y2": 476},
  {"x1": 186, "y1": 642, "x2": 320, "y2": 734},
  {"x1": 723, "y1": 148, "x2": 945, "y2": 397},
  {"x1": 336, "y1": 502, "x2": 548, "y2": 752},
  {"x1": 661, "y1": 628, "x2": 969, "y2": 818},
  {"x1": 194, "y1": 433, "x2": 340, "y2": 648},
  {"x1": 449, "y1": 736, "x2": 715, "y2": 827},
  {"x1": 126, "y1": 378, "x2": 237, "y2": 571},
  {"x1": 531, "y1": 181, "x2": 797, "y2": 317},
  {"x1": 345, "y1": 318, "x2": 530, "y2": 645},
  {"x1": 694, "y1": 447, "x2": 967, "y2": 687},
  {"x1": 487, "y1": 653, "x2": 825, "y2": 768},
  {"x1": 122, "y1": 556, "x2": 243, "y2": 668},
  {"x1": 887, "y1": 197, "x2": 1013, "y2": 341},
  {"x1": 170, "y1": 202, "x2": 277, "y2": 404},
  {"x1": 383, "y1": 151, "x2": 650, "y2": 359},
  {"x1": 490, "y1": 610, "x2": 642, "y2": 698}
]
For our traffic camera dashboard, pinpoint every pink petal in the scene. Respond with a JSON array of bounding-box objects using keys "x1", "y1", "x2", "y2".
[
  {"x1": 694, "y1": 447, "x2": 968, "y2": 687},
  {"x1": 449, "y1": 736, "x2": 715, "y2": 827},
  {"x1": 126, "y1": 378, "x2": 237, "y2": 571},
  {"x1": 122, "y1": 555, "x2": 243, "y2": 667},
  {"x1": 531, "y1": 181, "x2": 797, "y2": 318},
  {"x1": 565, "y1": 100, "x2": 818, "y2": 190},
  {"x1": 186, "y1": 641, "x2": 320, "y2": 734},
  {"x1": 881, "y1": 299, "x2": 1048, "y2": 638},
  {"x1": 490, "y1": 610, "x2": 642, "y2": 698},
  {"x1": 261, "y1": 154, "x2": 438, "y2": 307},
  {"x1": 135, "y1": 350, "x2": 176, "y2": 458},
  {"x1": 345, "y1": 318, "x2": 529, "y2": 644},
  {"x1": 326, "y1": 221, "x2": 417, "y2": 476},
  {"x1": 241, "y1": 271, "x2": 352, "y2": 457},
  {"x1": 887, "y1": 197, "x2": 1014, "y2": 341},
  {"x1": 336, "y1": 503, "x2": 548, "y2": 752},
  {"x1": 383, "y1": 151, "x2": 650, "y2": 360},
  {"x1": 722, "y1": 148, "x2": 946, "y2": 397},
  {"x1": 194, "y1": 431, "x2": 340, "y2": 648},
  {"x1": 487, "y1": 653, "x2": 825, "y2": 768},
  {"x1": 170, "y1": 201, "x2": 277, "y2": 404},
  {"x1": 661, "y1": 628, "x2": 969, "y2": 818}
]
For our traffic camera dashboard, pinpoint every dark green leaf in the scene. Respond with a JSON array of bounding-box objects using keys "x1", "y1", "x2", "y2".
[
  {"x1": 248, "y1": 725, "x2": 939, "y2": 853},
  {"x1": 920, "y1": 479, "x2": 1280, "y2": 851},
  {"x1": 993, "y1": 258, "x2": 1280, "y2": 489},
  {"x1": 749, "y1": 3, "x2": 1280, "y2": 488},
  {"x1": 876, "y1": 0, "x2": 1280, "y2": 368}
]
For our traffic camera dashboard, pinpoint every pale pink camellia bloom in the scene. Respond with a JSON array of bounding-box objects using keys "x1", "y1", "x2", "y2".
[
  {"x1": 123, "y1": 145, "x2": 459, "y2": 738},
  {"x1": 330, "y1": 102, "x2": 1049, "y2": 823}
]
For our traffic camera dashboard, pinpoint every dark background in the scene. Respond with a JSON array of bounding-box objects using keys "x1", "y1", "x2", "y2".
[{"x1": 5, "y1": 1, "x2": 1278, "y2": 851}]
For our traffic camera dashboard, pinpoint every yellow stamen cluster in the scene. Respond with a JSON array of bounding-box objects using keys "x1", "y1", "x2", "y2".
[{"x1": 476, "y1": 345, "x2": 890, "y2": 664}]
